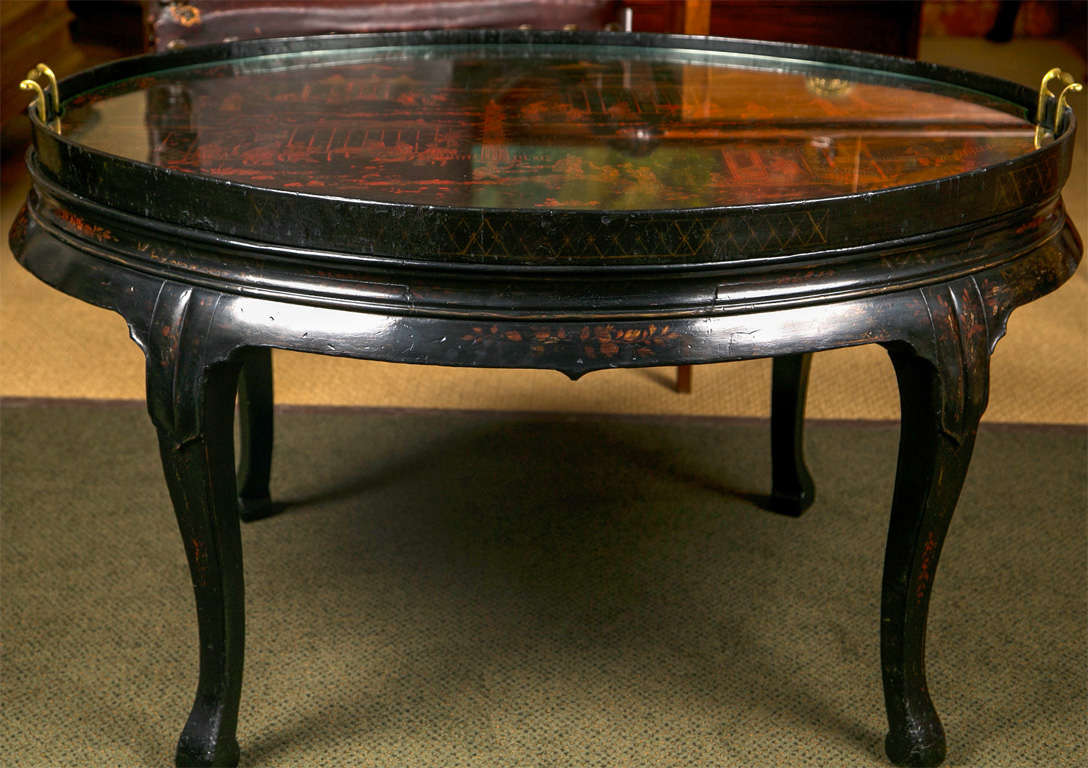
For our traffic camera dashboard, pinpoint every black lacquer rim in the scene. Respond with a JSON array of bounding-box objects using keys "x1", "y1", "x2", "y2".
[
  {"x1": 26, "y1": 29, "x2": 1078, "y2": 269},
  {"x1": 23, "y1": 152, "x2": 1065, "y2": 276},
  {"x1": 25, "y1": 169, "x2": 1068, "y2": 320}
]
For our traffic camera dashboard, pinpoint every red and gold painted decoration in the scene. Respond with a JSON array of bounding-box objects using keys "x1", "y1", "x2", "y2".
[{"x1": 62, "y1": 45, "x2": 1036, "y2": 211}]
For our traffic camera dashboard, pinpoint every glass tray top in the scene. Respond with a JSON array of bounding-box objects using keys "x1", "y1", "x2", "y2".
[{"x1": 61, "y1": 42, "x2": 1036, "y2": 212}]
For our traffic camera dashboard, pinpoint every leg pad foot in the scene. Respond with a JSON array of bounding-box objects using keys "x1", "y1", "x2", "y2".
[
  {"x1": 238, "y1": 494, "x2": 284, "y2": 522},
  {"x1": 885, "y1": 718, "x2": 947, "y2": 767},
  {"x1": 176, "y1": 734, "x2": 239, "y2": 768},
  {"x1": 765, "y1": 483, "x2": 814, "y2": 517}
]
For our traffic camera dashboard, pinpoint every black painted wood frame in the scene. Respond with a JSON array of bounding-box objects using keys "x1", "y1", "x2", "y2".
[{"x1": 9, "y1": 30, "x2": 1083, "y2": 768}]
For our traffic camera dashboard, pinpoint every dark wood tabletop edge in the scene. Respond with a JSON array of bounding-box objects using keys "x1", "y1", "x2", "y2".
[
  {"x1": 9, "y1": 202, "x2": 1082, "y2": 376},
  {"x1": 16, "y1": 181, "x2": 1077, "y2": 322},
  {"x1": 26, "y1": 130, "x2": 1077, "y2": 267},
  {"x1": 22, "y1": 150, "x2": 1068, "y2": 274}
]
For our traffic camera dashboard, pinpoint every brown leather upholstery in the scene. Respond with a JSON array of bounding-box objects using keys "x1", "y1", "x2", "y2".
[{"x1": 147, "y1": 0, "x2": 621, "y2": 50}]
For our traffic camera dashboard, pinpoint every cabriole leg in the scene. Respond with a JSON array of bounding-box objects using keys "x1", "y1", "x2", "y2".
[
  {"x1": 157, "y1": 369, "x2": 244, "y2": 767},
  {"x1": 236, "y1": 347, "x2": 276, "y2": 522},
  {"x1": 880, "y1": 283, "x2": 991, "y2": 767},
  {"x1": 144, "y1": 287, "x2": 245, "y2": 767},
  {"x1": 768, "y1": 352, "x2": 815, "y2": 516}
]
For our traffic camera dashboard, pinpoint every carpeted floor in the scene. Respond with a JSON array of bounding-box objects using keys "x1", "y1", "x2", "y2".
[{"x1": 2, "y1": 402, "x2": 1085, "y2": 767}]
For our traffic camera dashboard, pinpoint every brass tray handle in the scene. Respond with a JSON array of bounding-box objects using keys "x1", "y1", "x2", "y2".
[
  {"x1": 18, "y1": 79, "x2": 46, "y2": 123},
  {"x1": 1035, "y1": 68, "x2": 1082, "y2": 148},
  {"x1": 21, "y1": 62, "x2": 61, "y2": 132}
]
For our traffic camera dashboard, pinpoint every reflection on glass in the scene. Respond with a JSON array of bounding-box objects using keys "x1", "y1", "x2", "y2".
[{"x1": 61, "y1": 45, "x2": 1036, "y2": 210}]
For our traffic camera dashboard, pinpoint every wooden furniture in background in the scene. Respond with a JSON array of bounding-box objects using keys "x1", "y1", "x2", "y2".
[
  {"x1": 628, "y1": 0, "x2": 921, "y2": 56},
  {"x1": 144, "y1": 0, "x2": 623, "y2": 50}
]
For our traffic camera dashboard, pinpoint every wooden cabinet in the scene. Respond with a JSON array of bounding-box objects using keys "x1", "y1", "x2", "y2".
[{"x1": 628, "y1": 0, "x2": 921, "y2": 57}]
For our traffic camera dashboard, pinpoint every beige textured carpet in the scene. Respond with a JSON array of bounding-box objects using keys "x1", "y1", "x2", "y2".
[
  {"x1": 2, "y1": 403, "x2": 1085, "y2": 767},
  {"x1": 1, "y1": 38, "x2": 1086, "y2": 421}
]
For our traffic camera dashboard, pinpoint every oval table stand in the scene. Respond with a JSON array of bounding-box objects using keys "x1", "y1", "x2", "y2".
[{"x1": 10, "y1": 31, "x2": 1083, "y2": 767}]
